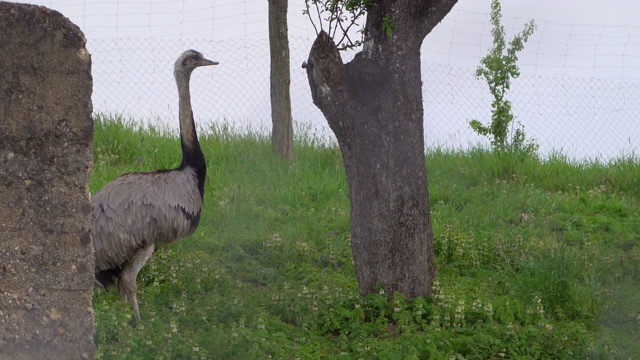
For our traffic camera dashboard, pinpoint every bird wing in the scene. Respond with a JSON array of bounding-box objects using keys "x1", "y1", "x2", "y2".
[{"x1": 92, "y1": 167, "x2": 203, "y2": 271}]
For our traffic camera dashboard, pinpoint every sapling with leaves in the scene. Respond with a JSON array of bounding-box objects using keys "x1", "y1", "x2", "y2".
[{"x1": 470, "y1": 0, "x2": 537, "y2": 155}]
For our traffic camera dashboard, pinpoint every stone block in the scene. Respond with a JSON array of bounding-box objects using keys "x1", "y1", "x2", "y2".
[{"x1": 0, "y1": 3, "x2": 95, "y2": 359}]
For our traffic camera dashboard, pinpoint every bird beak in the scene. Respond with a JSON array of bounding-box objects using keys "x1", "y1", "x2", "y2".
[{"x1": 200, "y1": 58, "x2": 219, "y2": 66}]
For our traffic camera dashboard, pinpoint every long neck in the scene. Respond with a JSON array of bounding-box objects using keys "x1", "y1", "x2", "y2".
[{"x1": 176, "y1": 70, "x2": 206, "y2": 196}]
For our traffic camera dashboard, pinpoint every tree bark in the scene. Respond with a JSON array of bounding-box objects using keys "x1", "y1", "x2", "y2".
[
  {"x1": 305, "y1": 0, "x2": 457, "y2": 297},
  {"x1": 268, "y1": 0, "x2": 294, "y2": 161}
]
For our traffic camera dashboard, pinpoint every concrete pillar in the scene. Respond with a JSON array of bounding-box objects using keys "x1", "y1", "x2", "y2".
[{"x1": 0, "y1": 3, "x2": 95, "y2": 359}]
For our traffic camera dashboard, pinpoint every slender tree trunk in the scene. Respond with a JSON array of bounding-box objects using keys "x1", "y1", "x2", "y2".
[
  {"x1": 305, "y1": 0, "x2": 457, "y2": 297},
  {"x1": 268, "y1": 0, "x2": 294, "y2": 161}
]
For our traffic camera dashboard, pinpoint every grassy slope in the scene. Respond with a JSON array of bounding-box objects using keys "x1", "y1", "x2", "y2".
[{"x1": 92, "y1": 117, "x2": 640, "y2": 359}]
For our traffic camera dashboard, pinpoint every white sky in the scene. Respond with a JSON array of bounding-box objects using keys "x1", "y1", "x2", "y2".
[
  {"x1": 16, "y1": 0, "x2": 640, "y2": 37},
  {"x1": 10, "y1": 0, "x2": 640, "y2": 160},
  {"x1": 469, "y1": 0, "x2": 640, "y2": 26},
  {"x1": 17, "y1": 0, "x2": 640, "y2": 75}
]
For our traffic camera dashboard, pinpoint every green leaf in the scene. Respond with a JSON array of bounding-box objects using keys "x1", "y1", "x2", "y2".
[{"x1": 468, "y1": 0, "x2": 537, "y2": 156}]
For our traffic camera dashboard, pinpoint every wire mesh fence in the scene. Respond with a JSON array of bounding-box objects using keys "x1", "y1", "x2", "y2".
[
  {"x1": 423, "y1": 63, "x2": 640, "y2": 160},
  {"x1": 19, "y1": 0, "x2": 625, "y2": 162},
  {"x1": 88, "y1": 34, "x2": 640, "y2": 161},
  {"x1": 90, "y1": 36, "x2": 333, "y2": 143}
]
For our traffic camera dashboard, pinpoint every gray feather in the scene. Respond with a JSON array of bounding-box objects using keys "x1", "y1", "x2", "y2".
[{"x1": 92, "y1": 166, "x2": 202, "y2": 271}]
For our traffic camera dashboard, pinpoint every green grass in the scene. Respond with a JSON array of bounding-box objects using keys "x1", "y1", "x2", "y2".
[{"x1": 92, "y1": 115, "x2": 640, "y2": 359}]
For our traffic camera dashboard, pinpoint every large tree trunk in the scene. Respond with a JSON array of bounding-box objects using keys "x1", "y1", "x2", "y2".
[
  {"x1": 268, "y1": 0, "x2": 294, "y2": 161},
  {"x1": 305, "y1": 0, "x2": 457, "y2": 297}
]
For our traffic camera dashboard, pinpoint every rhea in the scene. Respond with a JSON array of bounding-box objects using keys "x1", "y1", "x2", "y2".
[{"x1": 92, "y1": 50, "x2": 218, "y2": 320}]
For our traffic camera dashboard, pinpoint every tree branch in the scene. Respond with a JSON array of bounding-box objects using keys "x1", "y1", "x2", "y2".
[
  {"x1": 304, "y1": 31, "x2": 346, "y2": 109},
  {"x1": 418, "y1": 0, "x2": 458, "y2": 39},
  {"x1": 303, "y1": 1, "x2": 320, "y2": 36}
]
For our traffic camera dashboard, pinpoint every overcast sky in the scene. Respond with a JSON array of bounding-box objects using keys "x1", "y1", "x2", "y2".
[
  {"x1": 467, "y1": 0, "x2": 640, "y2": 26},
  {"x1": 17, "y1": 0, "x2": 640, "y2": 76},
  {"x1": 11, "y1": 0, "x2": 640, "y2": 160},
  {"x1": 16, "y1": 0, "x2": 640, "y2": 40}
]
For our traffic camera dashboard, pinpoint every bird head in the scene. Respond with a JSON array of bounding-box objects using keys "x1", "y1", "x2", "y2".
[{"x1": 174, "y1": 50, "x2": 218, "y2": 75}]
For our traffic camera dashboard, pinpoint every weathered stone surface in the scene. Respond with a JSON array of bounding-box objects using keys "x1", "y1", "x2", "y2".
[{"x1": 0, "y1": 3, "x2": 95, "y2": 359}]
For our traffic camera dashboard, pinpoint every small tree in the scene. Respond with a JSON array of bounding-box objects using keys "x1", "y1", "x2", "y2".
[{"x1": 470, "y1": 0, "x2": 537, "y2": 155}]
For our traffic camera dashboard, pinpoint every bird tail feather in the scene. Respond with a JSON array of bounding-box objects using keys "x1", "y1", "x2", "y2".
[{"x1": 95, "y1": 267, "x2": 122, "y2": 290}]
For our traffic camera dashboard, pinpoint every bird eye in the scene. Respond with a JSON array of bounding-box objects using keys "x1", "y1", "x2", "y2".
[{"x1": 182, "y1": 55, "x2": 202, "y2": 67}]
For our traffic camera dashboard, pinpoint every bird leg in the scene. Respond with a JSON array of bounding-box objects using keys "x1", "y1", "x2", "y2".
[{"x1": 117, "y1": 243, "x2": 155, "y2": 320}]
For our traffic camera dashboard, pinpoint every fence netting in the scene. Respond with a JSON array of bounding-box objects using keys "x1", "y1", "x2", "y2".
[
  {"x1": 88, "y1": 35, "x2": 640, "y2": 161},
  {"x1": 21, "y1": 0, "x2": 624, "y2": 162}
]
